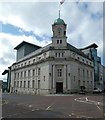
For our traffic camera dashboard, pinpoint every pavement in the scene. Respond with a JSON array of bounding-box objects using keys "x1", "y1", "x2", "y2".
[{"x1": 2, "y1": 93, "x2": 105, "y2": 119}]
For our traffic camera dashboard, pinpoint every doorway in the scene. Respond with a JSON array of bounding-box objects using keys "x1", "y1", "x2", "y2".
[{"x1": 56, "y1": 82, "x2": 63, "y2": 93}]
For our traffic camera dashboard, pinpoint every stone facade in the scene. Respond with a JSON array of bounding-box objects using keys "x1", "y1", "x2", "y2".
[{"x1": 10, "y1": 18, "x2": 94, "y2": 95}]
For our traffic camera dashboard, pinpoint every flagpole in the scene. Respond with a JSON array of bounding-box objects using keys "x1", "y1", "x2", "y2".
[{"x1": 59, "y1": 2, "x2": 61, "y2": 18}]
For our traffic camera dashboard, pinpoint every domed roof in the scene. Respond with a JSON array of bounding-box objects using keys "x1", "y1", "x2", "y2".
[{"x1": 54, "y1": 18, "x2": 65, "y2": 25}]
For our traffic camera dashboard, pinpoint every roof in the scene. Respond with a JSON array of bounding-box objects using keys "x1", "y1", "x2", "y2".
[
  {"x1": 2, "y1": 70, "x2": 9, "y2": 75},
  {"x1": 14, "y1": 41, "x2": 41, "y2": 50},
  {"x1": 54, "y1": 18, "x2": 65, "y2": 25},
  {"x1": 67, "y1": 43, "x2": 91, "y2": 60},
  {"x1": 13, "y1": 42, "x2": 92, "y2": 65},
  {"x1": 79, "y1": 43, "x2": 98, "y2": 50}
]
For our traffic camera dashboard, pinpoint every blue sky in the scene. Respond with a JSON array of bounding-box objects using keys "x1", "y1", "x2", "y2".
[{"x1": 0, "y1": 1, "x2": 104, "y2": 81}]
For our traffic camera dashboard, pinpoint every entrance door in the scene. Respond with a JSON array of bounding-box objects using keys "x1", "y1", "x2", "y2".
[{"x1": 56, "y1": 82, "x2": 63, "y2": 93}]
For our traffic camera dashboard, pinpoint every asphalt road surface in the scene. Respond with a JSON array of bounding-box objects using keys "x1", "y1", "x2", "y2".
[{"x1": 2, "y1": 93, "x2": 105, "y2": 119}]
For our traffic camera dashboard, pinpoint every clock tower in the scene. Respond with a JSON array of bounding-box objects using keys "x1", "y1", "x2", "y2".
[{"x1": 52, "y1": 18, "x2": 67, "y2": 48}]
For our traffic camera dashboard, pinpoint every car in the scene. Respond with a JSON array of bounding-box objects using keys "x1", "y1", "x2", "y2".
[{"x1": 93, "y1": 88, "x2": 102, "y2": 94}]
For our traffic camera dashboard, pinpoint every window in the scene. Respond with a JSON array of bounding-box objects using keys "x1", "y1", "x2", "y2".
[
  {"x1": 20, "y1": 81, "x2": 22, "y2": 87},
  {"x1": 38, "y1": 80, "x2": 40, "y2": 89},
  {"x1": 28, "y1": 61, "x2": 30, "y2": 65},
  {"x1": 78, "y1": 68, "x2": 80, "y2": 76},
  {"x1": 24, "y1": 81, "x2": 26, "y2": 88},
  {"x1": 28, "y1": 70, "x2": 30, "y2": 77},
  {"x1": 33, "y1": 59, "x2": 36, "y2": 63},
  {"x1": 28, "y1": 81, "x2": 30, "y2": 88},
  {"x1": 24, "y1": 71, "x2": 26, "y2": 77},
  {"x1": 21, "y1": 71, "x2": 23, "y2": 78},
  {"x1": 57, "y1": 40, "x2": 59, "y2": 44},
  {"x1": 83, "y1": 69, "x2": 85, "y2": 76},
  {"x1": 64, "y1": 31, "x2": 66, "y2": 35},
  {"x1": 58, "y1": 53, "x2": 60, "y2": 57},
  {"x1": 55, "y1": 53, "x2": 57, "y2": 57},
  {"x1": 90, "y1": 71, "x2": 92, "y2": 78},
  {"x1": 14, "y1": 81, "x2": 16, "y2": 87},
  {"x1": 82, "y1": 59, "x2": 84, "y2": 62},
  {"x1": 25, "y1": 62, "x2": 26, "y2": 66},
  {"x1": 21, "y1": 64, "x2": 23, "y2": 67},
  {"x1": 57, "y1": 69, "x2": 62, "y2": 77},
  {"x1": 87, "y1": 70, "x2": 89, "y2": 77},
  {"x1": 38, "y1": 68, "x2": 40, "y2": 76},
  {"x1": 14, "y1": 73, "x2": 16, "y2": 79},
  {"x1": 78, "y1": 80, "x2": 80, "y2": 87},
  {"x1": 78, "y1": 57, "x2": 80, "y2": 60},
  {"x1": 62, "y1": 53, "x2": 64, "y2": 57},
  {"x1": 43, "y1": 76, "x2": 45, "y2": 81},
  {"x1": 33, "y1": 69, "x2": 35, "y2": 76},
  {"x1": 60, "y1": 40, "x2": 62, "y2": 44},
  {"x1": 17, "y1": 81, "x2": 19, "y2": 87},
  {"x1": 18, "y1": 72, "x2": 19, "y2": 78},
  {"x1": 87, "y1": 81, "x2": 89, "y2": 86},
  {"x1": 32, "y1": 80, "x2": 35, "y2": 88}
]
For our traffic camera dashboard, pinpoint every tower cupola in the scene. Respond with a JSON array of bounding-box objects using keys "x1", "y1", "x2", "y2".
[{"x1": 52, "y1": 18, "x2": 67, "y2": 48}]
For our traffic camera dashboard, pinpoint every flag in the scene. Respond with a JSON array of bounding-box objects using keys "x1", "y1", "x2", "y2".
[{"x1": 60, "y1": 0, "x2": 65, "y2": 5}]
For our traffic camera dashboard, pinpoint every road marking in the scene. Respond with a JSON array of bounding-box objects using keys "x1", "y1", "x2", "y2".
[
  {"x1": 46, "y1": 103, "x2": 54, "y2": 110},
  {"x1": 29, "y1": 105, "x2": 32, "y2": 107},
  {"x1": 74, "y1": 96, "x2": 103, "y2": 106}
]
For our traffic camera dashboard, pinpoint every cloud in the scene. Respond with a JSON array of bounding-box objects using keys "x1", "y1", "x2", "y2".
[{"x1": 0, "y1": 2, "x2": 104, "y2": 81}]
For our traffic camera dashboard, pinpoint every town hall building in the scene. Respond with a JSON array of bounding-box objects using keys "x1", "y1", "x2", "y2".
[{"x1": 9, "y1": 17, "x2": 95, "y2": 94}]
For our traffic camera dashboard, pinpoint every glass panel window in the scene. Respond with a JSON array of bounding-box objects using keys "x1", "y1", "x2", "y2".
[
  {"x1": 33, "y1": 69, "x2": 35, "y2": 76},
  {"x1": 28, "y1": 81, "x2": 30, "y2": 88},
  {"x1": 20, "y1": 81, "x2": 22, "y2": 87},
  {"x1": 18, "y1": 72, "x2": 19, "y2": 78},
  {"x1": 33, "y1": 59, "x2": 35, "y2": 63},
  {"x1": 38, "y1": 68, "x2": 40, "y2": 76},
  {"x1": 83, "y1": 69, "x2": 85, "y2": 76},
  {"x1": 17, "y1": 81, "x2": 19, "y2": 87},
  {"x1": 32, "y1": 80, "x2": 35, "y2": 88},
  {"x1": 28, "y1": 70, "x2": 30, "y2": 77},
  {"x1": 24, "y1": 71, "x2": 26, "y2": 77},
  {"x1": 55, "y1": 53, "x2": 57, "y2": 57},
  {"x1": 21, "y1": 71, "x2": 23, "y2": 78},
  {"x1": 14, "y1": 73, "x2": 16, "y2": 79},
  {"x1": 38, "y1": 80, "x2": 40, "y2": 89},
  {"x1": 59, "y1": 53, "x2": 60, "y2": 57},
  {"x1": 57, "y1": 69, "x2": 62, "y2": 77},
  {"x1": 60, "y1": 40, "x2": 62, "y2": 44},
  {"x1": 57, "y1": 40, "x2": 59, "y2": 44},
  {"x1": 62, "y1": 53, "x2": 64, "y2": 57},
  {"x1": 24, "y1": 81, "x2": 26, "y2": 88},
  {"x1": 14, "y1": 81, "x2": 16, "y2": 87}
]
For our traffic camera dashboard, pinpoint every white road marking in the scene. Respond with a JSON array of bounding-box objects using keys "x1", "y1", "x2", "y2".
[
  {"x1": 29, "y1": 105, "x2": 32, "y2": 108},
  {"x1": 74, "y1": 96, "x2": 103, "y2": 112},
  {"x1": 96, "y1": 105, "x2": 102, "y2": 111},
  {"x1": 46, "y1": 103, "x2": 54, "y2": 110}
]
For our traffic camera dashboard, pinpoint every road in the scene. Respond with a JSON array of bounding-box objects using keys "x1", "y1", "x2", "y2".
[{"x1": 2, "y1": 93, "x2": 104, "y2": 119}]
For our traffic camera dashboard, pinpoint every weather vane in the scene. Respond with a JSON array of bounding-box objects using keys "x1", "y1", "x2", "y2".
[{"x1": 59, "y1": 0, "x2": 65, "y2": 18}]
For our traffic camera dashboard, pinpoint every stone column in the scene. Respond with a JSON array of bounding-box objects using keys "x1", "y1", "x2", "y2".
[
  {"x1": 53, "y1": 65, "x2": 55, "y2": 89},
  {"x1": 67, "y1": 65, "x2": 71, "y2": 90},
  {"x1": 63, "y1": 65, "x2": 67, "y2": 92}
]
